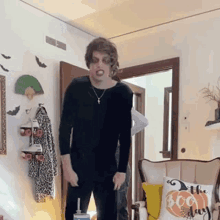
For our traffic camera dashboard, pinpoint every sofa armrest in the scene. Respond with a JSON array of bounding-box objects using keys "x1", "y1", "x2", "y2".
[
  {"x1": 131, "y1": 201, "x2": 148, "y2": 220},
  {"x1": 133, "y1": 201, "x2": 146, "y2": 208}
]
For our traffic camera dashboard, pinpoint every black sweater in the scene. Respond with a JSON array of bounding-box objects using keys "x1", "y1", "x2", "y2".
[{"x1": 59, "y1": 76, "x2": 133, "y2": 178}]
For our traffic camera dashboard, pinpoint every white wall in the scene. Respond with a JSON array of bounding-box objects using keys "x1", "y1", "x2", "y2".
[
  {"x1": 112, "y1": 9, "x2": 220, "y2": 160},
  {"x1": 0, "y1": 0, "x2": 94, "y2": 219}
]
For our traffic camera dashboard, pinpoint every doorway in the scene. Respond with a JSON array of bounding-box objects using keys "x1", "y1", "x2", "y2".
[{"x1": 117, "y1": 57, "x2": 179, "y2": 161}]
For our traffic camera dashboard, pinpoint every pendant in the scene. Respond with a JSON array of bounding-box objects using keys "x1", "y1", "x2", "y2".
[{"x1": 98, "y1": 98, "x2": 100, "y2": 104}]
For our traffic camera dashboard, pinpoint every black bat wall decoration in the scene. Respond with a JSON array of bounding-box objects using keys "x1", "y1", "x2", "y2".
[
  {"x1": 0, "y1": 64, "x2": 9, "y2": 72},
  {"x1": 35, "y1": 56, "x2": 47, "y2": 68},
  {"x1": 1, "y1": 54, "x2": 11, "y2": 59},
  {"x1": 7, "y1": 106, "x2": 20, "y2": 116}
]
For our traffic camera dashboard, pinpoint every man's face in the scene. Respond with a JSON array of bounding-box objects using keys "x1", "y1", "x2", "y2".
[{"x1": 89, "y1": 51, "x2": 111, "y2": 82}]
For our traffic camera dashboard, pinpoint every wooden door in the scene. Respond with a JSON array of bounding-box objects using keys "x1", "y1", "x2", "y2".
[{"x1": 60, "y1": 61, "x2": 89, "y2": 219}]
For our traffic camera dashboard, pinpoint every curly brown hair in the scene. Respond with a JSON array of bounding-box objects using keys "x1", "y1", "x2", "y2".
[{"x1": 85, "y1": 37, "x2": 119, "y2": 77}]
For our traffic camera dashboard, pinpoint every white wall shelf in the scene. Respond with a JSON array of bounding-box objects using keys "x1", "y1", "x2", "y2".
[{"x1": 205, "y1": 122, "x2": 220, "y2": 131}]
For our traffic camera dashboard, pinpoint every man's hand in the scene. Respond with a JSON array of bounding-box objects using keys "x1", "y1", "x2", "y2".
[
  {"x1": 61, "y1": 154, "x2": 79, "y2": 187},
  {"x1": 63, "y1": 167, "x2": 79, "y2": 187},
  {"x1": 113, "y1": 172, "x2": 126, "y2": 190}
]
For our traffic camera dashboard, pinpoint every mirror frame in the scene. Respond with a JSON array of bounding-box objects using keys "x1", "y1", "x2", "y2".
[
  {"x1": 0, "y1": 75, "x2": 6, "y2": 155},
  {"x1": 118, "y1": 57, "x2": 179, "y2": 160},
  {"x1": 161, "y1": 86, "x2": 172, "y2": 158}
]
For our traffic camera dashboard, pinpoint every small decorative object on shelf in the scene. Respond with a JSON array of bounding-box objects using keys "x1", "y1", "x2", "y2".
[
  {"x1": 200, "y1": 77, "x2": 220, "y2": 130},
  {"x1": 200, "y1": 76, "x2": 220, "y2": 120},
  {"x1": 205, "y1": 121, "x2": 220, "y2": 130},
  {"x1": 216, "y1": 103, "x2": 220, "y2": 120}
]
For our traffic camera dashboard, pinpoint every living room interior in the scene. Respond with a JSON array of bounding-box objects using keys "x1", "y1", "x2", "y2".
[{"x1": 1, "y1": 0, "x2": 220, "y2": 219}]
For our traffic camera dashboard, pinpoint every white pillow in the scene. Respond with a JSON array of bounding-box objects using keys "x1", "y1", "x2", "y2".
[{"x1": 158, "y1": 176, "x2": 213, "y2": 220}]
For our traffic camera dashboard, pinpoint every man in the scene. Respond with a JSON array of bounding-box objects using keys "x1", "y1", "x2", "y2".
[{"x1": 59, "y1": 37, "x2": 133, "y2": 220}]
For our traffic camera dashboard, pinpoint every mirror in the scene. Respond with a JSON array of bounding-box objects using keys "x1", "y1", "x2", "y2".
[{"x1": 0, "y1": 75, "x2": 6, "y2": 155}]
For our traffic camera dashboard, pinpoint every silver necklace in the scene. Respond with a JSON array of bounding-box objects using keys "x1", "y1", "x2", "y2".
[{"x1": 91, "y1": 86, "x2": 106, "y2": 104}]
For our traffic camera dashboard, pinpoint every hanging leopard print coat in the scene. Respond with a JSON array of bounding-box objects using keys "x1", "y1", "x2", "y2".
[{"x1": 28, "y1": 106, "x2": 58, "y2": 203}]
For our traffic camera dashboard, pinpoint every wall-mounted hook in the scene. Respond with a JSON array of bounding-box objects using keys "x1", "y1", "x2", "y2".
[{"x1": 25, "y1": 108, "x2": 32, "y2": 114}]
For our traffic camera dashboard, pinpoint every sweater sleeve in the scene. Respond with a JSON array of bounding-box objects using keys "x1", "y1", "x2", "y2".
[
  {"x1": 117, "y1": 86, "x2": 133, "y2": 173},
  {"x1": 59, "y1": 80, "x2": 77, "y2": 155}
]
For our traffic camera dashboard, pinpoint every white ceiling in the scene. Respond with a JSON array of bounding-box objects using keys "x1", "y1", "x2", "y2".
[{"x1": 21, "y1": 0, "x2": 220, "y2": 39}]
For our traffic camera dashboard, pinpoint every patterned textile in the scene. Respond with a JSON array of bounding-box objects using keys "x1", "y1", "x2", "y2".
[{"x1": 28, "y1": 106, "x2": 58, "y2": 202}]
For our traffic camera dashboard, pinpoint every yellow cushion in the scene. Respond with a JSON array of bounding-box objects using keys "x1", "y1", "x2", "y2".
[{"x1": 142, "y1": 182, "x2": 163, "y2": 220}]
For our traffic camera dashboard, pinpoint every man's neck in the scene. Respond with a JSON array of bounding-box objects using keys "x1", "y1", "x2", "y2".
[{"x1": 89, "y1": 75, "x2": 117, "y2": 89}]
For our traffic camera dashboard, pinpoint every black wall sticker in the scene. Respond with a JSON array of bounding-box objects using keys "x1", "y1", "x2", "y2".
[
  {"x1": 35, "y1": 56, "x2": 47, "y2": 68},
  {"x1": 1, "y1": 54, "x2": 11, "y2": 59},
  {"x1": 0, "y1": 64, "x2": 9, "y2": 72},
  {"x1": 7, "y1": 106, "x2": 20, "y2": 116}
]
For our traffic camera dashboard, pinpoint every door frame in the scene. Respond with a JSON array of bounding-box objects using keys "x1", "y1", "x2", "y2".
[
  {"x1": 117, "y1": 57, "x2": 179, "y2": 160},
  {"x1": 123, "y1": 82, "x2": 145, "y2": 219}
]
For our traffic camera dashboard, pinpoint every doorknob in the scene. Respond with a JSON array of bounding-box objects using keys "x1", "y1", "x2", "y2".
[{"x1": 181, "y1": 148, "x2": 186, "y2": 153}]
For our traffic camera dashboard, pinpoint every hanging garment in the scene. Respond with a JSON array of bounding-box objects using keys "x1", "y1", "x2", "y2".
[{"x1": 28, "y1": 106, "x2": 58, "y2": 202}]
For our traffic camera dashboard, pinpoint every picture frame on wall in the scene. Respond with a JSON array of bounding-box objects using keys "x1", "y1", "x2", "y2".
[{"x1": 0, "y1": 75, "x2": 6, "y2": 155}]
